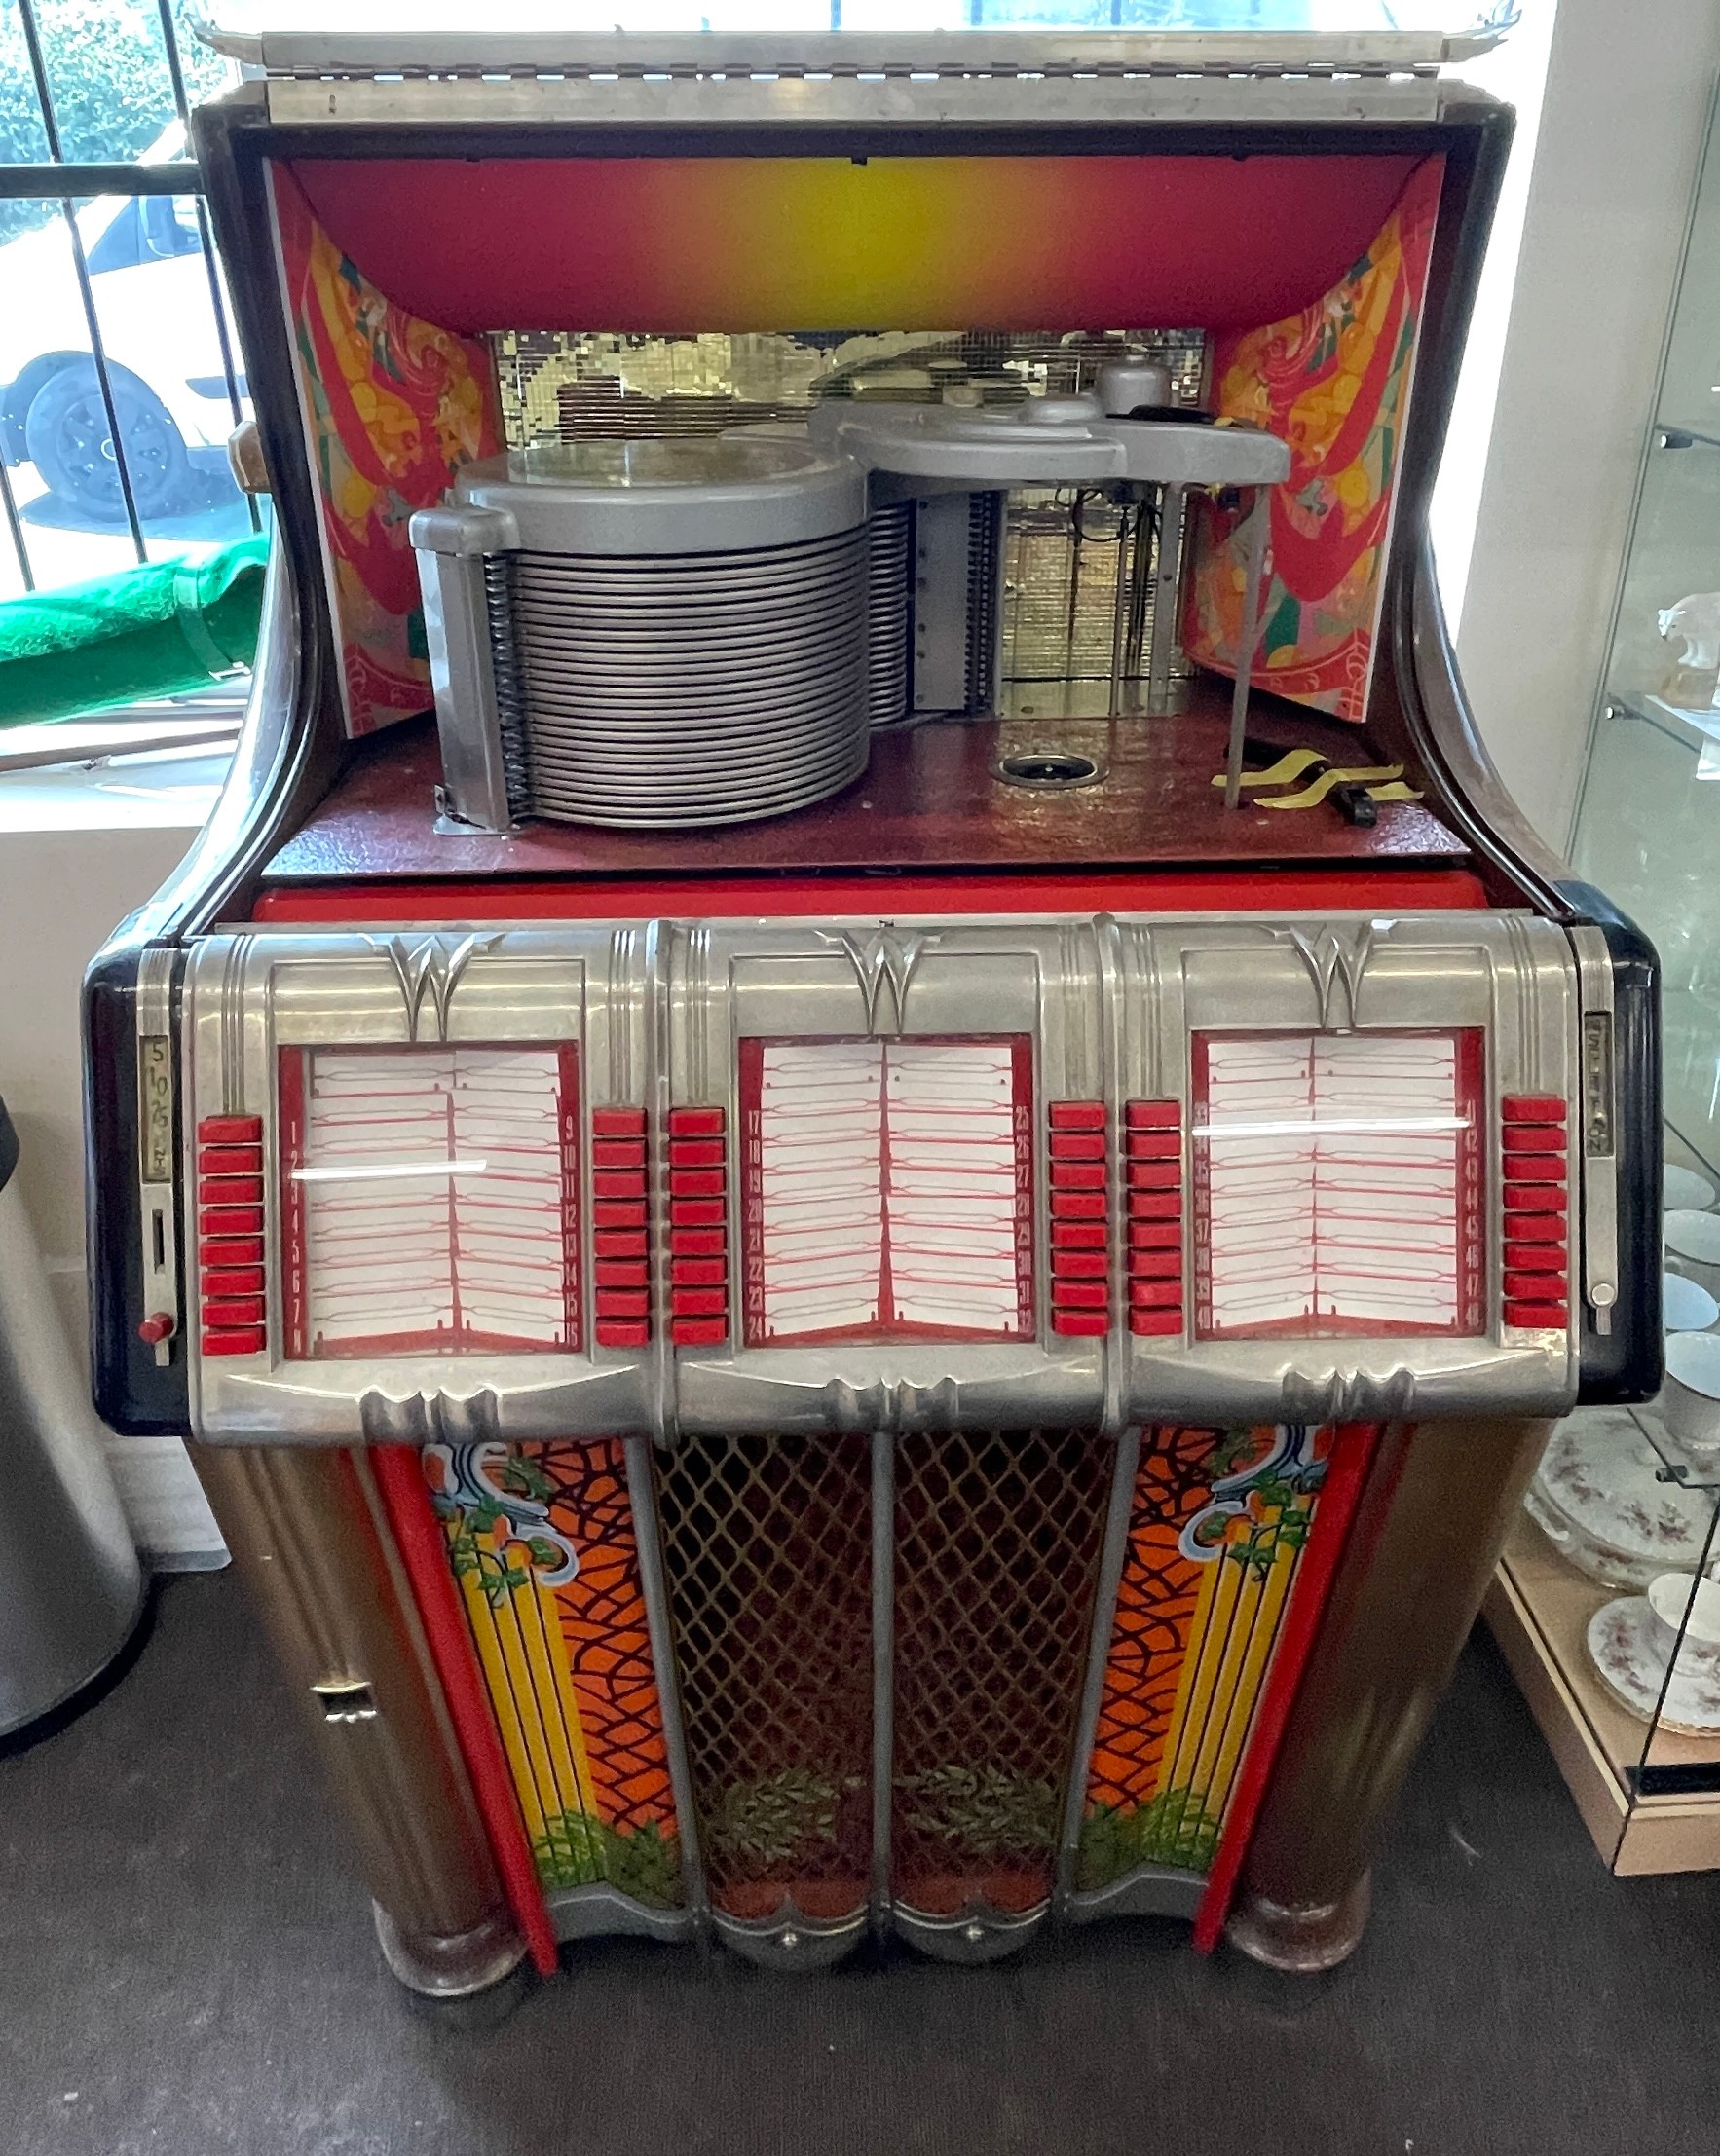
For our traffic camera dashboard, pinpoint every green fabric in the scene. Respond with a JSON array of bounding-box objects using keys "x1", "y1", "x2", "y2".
[{"x1": 0, "y1": 532, "x2": 269, "y2": 726}]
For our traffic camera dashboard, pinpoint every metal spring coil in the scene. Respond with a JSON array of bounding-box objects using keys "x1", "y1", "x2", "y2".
[
  {"x1": 496, "y1": 528, "x2": 869, "y2": 830},
  {"x1": 865, "y1": 502, "x2": 914, "y2": 729}
]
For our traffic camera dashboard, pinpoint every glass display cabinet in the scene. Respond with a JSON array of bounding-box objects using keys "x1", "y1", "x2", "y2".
[{"x1": 1488, "y1": 83, "x2": 1720, "y2": 1874}]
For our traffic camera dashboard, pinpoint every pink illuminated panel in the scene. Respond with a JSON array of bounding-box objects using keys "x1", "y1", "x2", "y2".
[
  {"x1": 279, "y1": 1044, "x2": 580, "y2": 1358},
  {"x1": 1191, "y1": 1030, "x2": 1484, "y2": 1341},
  {"x1": 740, "y1": 1036, "x2": 1033, "y2": 1347}
]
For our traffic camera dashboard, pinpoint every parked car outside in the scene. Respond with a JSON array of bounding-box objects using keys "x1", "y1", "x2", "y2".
[{"x1": 0, "y1": 129, "x2": 248, "y2": 529}]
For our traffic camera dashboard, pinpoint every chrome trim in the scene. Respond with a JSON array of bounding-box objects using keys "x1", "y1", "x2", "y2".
[
  {"x1": 1055, "y1": 1425, "x2": 1140, "y2": 1914},
  {"x1": 1066, "y1": 1864, "x2": 1207, "y2": 1925},
  {"x1": 544, "y1": 1880, "x2": 694, "y2": 1947},
  {"x1": 711, "y1": 1901, "x2": 869, "y2": 1972},
  {"x1": 216, "y1": 28, "x2": 1501, "y2": 76},
  {"x1": 265, "y1": 72, "x2": 1463, "y2": 128},
  {"x1": 891, "y1": 1896, "x2": 1047, "y2": 1965},
  {"x1": 870, "y1": 1424, "x2": 895, "y2": 1944},
  {"x1": 622, "y1": 1432, "x2": 709, "y2": 1928}
]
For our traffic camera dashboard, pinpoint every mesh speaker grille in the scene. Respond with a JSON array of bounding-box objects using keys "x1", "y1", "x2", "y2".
[
  {"x1": 891, "y1": 1431, "x2": 1113, "y2": 1914},
  {"x1": 654, "y1": 1433, "x2": 874, "y2": 1922}
]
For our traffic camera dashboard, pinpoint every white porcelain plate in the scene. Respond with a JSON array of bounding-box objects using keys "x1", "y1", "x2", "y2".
[
  {"x1": 1526, "y1": 1410, "x2": 1715, "y2": 1587},
  {"x1": 1587, "y1": 1594, "x2": 1720, "y2": 1735}
]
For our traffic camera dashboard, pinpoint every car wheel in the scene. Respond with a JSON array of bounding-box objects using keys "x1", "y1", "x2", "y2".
[{"x1": 23, "y1": 359, "x2": 192, "y2": 523}]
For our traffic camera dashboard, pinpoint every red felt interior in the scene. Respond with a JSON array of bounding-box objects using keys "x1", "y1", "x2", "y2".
[{"x1": 285, "y1": 154, "x2": 1424, "y2": 334}]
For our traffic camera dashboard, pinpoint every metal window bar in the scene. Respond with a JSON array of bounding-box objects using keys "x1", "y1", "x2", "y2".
[{"x1": 0, "y1": 0, "x2": 253, "y2": 598}]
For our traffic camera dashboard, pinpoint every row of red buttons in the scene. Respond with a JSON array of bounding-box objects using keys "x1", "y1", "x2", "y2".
[
  {"x1": 666, "y1": 1106, "x2": 729, "y2": 1349},
  {"x1": 591, "y1": 1105, "x2": 651, "y2": 1350},
  {"x1": 1047, "y1": 1099, "x2": 1187, "y2": 1339},
  {"x1": 1501, "y1": 1094, "x2": 1570, "y2": 1330},
  {"x1": 1048, "y1": 1101, "x2": 1109, "y2": 1337},
  {"x1": 1125, "y1": 1100, "x2": 1184, "y2": 1337},
  {"x1": 197, "y1": 1115, "x2": 267, "y2": 1357}
]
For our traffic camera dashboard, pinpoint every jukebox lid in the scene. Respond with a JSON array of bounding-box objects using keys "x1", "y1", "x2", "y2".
[{"x1": 439, "y1": 438, "x2": 868, "y2": 558}]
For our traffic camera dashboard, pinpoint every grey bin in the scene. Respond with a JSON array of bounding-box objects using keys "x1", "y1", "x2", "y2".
[{"x1": 0, "y1": 1095, "x2": 141, "y2": 1735}]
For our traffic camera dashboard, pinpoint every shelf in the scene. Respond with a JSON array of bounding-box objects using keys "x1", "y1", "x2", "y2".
[
  {"x1": 261, "y1": 687, "x2": 1469, "y2": 888},
  {"x1": 1602, "y1": 691, "x2": 1720, "y2": 761},
  {"x1": 1487, "y1": 1509, "x2": 1720, "y2": 1875}
]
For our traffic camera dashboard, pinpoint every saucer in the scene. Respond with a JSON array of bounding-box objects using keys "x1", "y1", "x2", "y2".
[
  {"x1": 1587, "y1": 1593, "x2": 1720, "y2": 1734},
  {"x1": 1527, "y1": 1410, "x2": 1715, "y2": 1588}
]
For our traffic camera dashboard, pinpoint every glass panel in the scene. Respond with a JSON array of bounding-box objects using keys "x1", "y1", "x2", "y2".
[
  {"x1": 0, "y1": 191, "x2": 252, "y2": 596},
  {"x1": 25, "y1": 0, "x2": 227, "y2": 165},
  {"x1": 199, "y1": 0, "x2": 1485, "y2": 35}
]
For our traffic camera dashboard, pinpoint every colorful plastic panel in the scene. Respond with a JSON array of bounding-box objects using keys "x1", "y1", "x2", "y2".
[{"x1": 428, "y1": 1438, "x2": 681, "y2": 1903}]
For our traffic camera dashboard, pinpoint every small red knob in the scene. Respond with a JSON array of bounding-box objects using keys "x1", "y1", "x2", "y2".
[{"x1": 137, "y1": 1313, "x2": 175, "y2": 1346}]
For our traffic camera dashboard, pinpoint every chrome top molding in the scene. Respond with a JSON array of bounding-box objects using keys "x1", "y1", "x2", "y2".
[
  {"x1": 184, "y1": 908, "x2": 1584, "y2": 1446},
  {"x1": 261, "y1": 71, "x2": 1477, "y2": 129},
  {"x1": 209, "y1": 28, "x2": 1503, "y2": 77}
]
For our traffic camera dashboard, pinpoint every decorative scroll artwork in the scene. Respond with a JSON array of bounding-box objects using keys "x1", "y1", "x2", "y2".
[
  {"x1": 269, "y1": 165, "x2": 503, "y2": 736},
  {"x1": 1183, "y1": 156, "x2": 1444, "y2": 724},
  {"x1": 1077, "y1": 1424, "x2": 1329, "y2": 1888},
  {"x1": 428, "y1": 1439, "x2": 682, "y2": 1905}
]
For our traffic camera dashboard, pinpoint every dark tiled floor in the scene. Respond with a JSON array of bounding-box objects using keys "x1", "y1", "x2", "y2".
[{"x1": 5, "y1": 1571, "x2": 1720, "y2": 2156}]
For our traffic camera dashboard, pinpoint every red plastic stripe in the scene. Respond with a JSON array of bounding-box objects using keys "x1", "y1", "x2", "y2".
[
  {"x1": 595, "y1": 1288, "x2": 650, "y2": 1319},
  {"x1": 202, "y1": 1296, "x2": 265, "y2": 1328},
  {"x1": 1503, "y1": 1243, "x2": 1565, "y2": 1273},
  {"x1": 1128, "y1": 1193, "x2": 1181, "y2": 1221},
  {"x1": 1505, "y1": 1300, "x2": 1569, "y2": 1330},
  {"x1": 1128, "y1": 1221, "x2": 1182, "y2": 1249},
  {"x1": 1125, "y1": 1099, "x2": 1180, "y2": 1129},
  {"x1": 592, "y1": 1170, "x2": 647, "y2": 1201},
  {"x1": 1127, "y1": 1249, "x2": 1182, "y2": 1282},
  {"x1": 671, "y1": 1287, "x2": 728, "y2": 1319},
  {"x1": 591, "y1": 1106, "x2": 647, "y2": 1137},
  {"x1": 1053, "y1": 1222, "x2": 1108, "y2": 1250},
  {"x1": 1052, "y1": 1192, "x2": 1107, "y2": 1221},
  {"x1": 594, "y1": 1230, "x2": 648, "y2": 1259},
  {"x1": 669, "y1": 1227, "x2": 726, "y2": 1258},
  {"x1": 591, "y1": 1138, "x2": 646, "y2": 1170},
  {"x1": 670, "y1": 1199, "x2": 726, "y2": 1228},
  {"x1": 201, "y1": 1326, "x2": 265, "y2": 1356},
  {"x1": 668, "y1": 1106, "x2": 725, "y2": 1136},
  {"x1": 1503, "y1": 1184, "x2": 1567, "y2": 1213},
  {"x1": 369, "y1": 1446, "x2": 559, "y2": 1980},
  {"x1": 1192, "y1": 1423, "x2": 1381, "y2": 1955},
  {"x1": 1502, "y1": 1095, "x2": 1567, "y2": 1123},
  {"x1": 200, "y1": 1205, "x2": 264, "y2": 1237},
  {"x1": 1052, "y1": 1250, "x2": 1109, "y2": 1281},
  {"x1": 199, "y1": 1175, "x2": 263, "y2": 1207},
  {"x1": 1049, "y1": 1101, "x2": 1106, "y2": 1132},
  {"x1": 670, "y1": 1138, "x2": 725, "y2": 1169},
  {"x1": 672, "y1": 1302, "x2": 729, "y2": 1336},
  {"x1": 198, "y1": 1145, "x2": 262, "y2": 1175},
  {"x1": 1505, "y1": 1212, "x2": 1565, "y2": 1245},
  {"x1": 201, "y1": 1235, "x2": 264, "y2": 1268},
  {"x1": 1130, "y1": 1310, "x2": 1184, "y2": 1336},
  {"x1": 202, "y1": 1266, "x2": 266, "y2": 1297},
  {"x1": 1501, "y1": 1156, "x2": 1564, "y2": 1184},
  {"x1": 669, "y1": 1168, "x2": 725, "y2": 1199},
  {"x1": 197, "y1": 1115, "x2": 261, "y2": 1143},
  {"x1": 1049, "y1": 1132, "x2": 1106, "y2": 1163},
  {"x1": 1506, "y1": 1271, "x2": 1568, "y2": 1302},
  {"x1": 596, "y1": 1320, "x2": 652, "y2": 1349},
  {"x1": 1051, "y1": 1162, "x2": 1105, "y2": 1192},
  {"x1": 1125, "y1": 1132, "x2": 1181, "y2": 1161},
  {"x1": 1502, "y1": 1125, "x2": 1564, "y2": 1155},
  {"x1": 1053, "y1": 1281, "x2": 1108, "y2": 1311},
  {"x1": 1053, "y1": 1312, "x2": 1110, "y2": 1337},
  {"x1": 1129, "y1": 1279, "x2": 1183, "y2": 1309},
  {"x1": 1126, "y1": 1162, "x2": 1181, "y2": 1191},
  {"x1": 671, "y1": 1257, "x2": 726, "y2": 1287}
]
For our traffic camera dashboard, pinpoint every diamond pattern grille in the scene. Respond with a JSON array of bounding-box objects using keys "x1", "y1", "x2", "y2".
[
  {"x1": 654, "y1": 1433, "x2": 873, "y2": 1922},
  {"x1": 891, "y1": 1431, "x2": 1113, "y2": 1914}
]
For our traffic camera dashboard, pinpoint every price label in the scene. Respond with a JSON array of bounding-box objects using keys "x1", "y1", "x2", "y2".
[{"x1": 138, "y1": 1036, "x2": 174, "y2": 1184}]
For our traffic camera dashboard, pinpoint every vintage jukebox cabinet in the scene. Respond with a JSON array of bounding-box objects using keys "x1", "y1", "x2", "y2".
[{"x1": 85, "y1": 27, "x2": 1661, "y2": 1996}]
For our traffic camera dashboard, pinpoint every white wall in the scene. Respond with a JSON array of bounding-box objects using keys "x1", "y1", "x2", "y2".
[
  {"x1": 0, "y1": 755, "x2": 230, "y2": 1565},
  {"x1": 1454, "y1": 0, "x2": 1720, "y2": 851}
]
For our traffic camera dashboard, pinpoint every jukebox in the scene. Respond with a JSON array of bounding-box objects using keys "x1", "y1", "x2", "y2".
[{"x1": 85, "y1": 25, "x2": 1661, "y2": 1995}]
